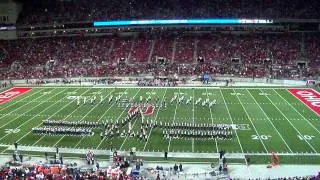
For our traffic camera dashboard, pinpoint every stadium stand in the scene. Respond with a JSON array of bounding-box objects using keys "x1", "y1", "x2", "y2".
[
  {"x1": 0, "y1": 162, "x2": 319, "y2": 180},
  {"x1": 0, "y1": 33, "x2": 319, "y2": 80},
  {"x1": 16, "y1": 0, "x2": 320, "y2": 25}
]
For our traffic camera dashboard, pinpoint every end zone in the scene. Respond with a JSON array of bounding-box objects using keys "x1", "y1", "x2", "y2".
[
  {"x1": 288, "y1": 88, "x2": 320, "y2": 117},
  {"x1": 0, "y1": 87, "x2": 32, "y2": 105}
]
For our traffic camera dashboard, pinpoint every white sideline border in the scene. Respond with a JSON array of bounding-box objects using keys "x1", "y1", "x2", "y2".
[
  {"x1": 2, "y1": 144, "x2": 320, "y2": 157},
  {"x1": 17, "y1": 86, "x2": 314, "y2": 90}
]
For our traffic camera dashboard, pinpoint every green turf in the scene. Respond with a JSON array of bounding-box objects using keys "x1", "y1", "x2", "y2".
[{"x1": 0, "y1": 86, "x2": 319, "y2": 164}]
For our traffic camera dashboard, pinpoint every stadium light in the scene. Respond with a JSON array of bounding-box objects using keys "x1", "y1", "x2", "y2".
[{"x1": 94, "y1": 18, "x2": 273, "y2": 27}]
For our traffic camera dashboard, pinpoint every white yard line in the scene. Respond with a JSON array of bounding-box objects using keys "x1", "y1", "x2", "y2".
[
  {"x1": 28, "y1": 86, "x2": 299, "y2": 90},
  {"x1": 219, "y1": 89, "x2": 249, "y2": 166},
  {"x1": 167, "y1": 89, "x2": 180, "y2": 152},
  {"x1": 0, "y1": 113, "x2": 104, "y2": 119},
  {"x1": 0, "y1": 88, "x2": 69, "y2": 143},
  {"x1": 232, "y1": 88, "x2": 269, "y2": 153},
  {"x1": 192, "y1": 88, "x2": 195, "y2": 153},
  {"x1": 13, "y1": 100, "x2": 71, "y2": 103},
  {"x1": 119, "y1": 88, "x2": 150, "y2": 150},
  {"x1": 51, "y1": 88, "x2": 108, "y2": 147},
  {"x1": 142, "y1": 88, "x2": 168, "y2": 151},
  {"x1": 205, "y1": 88, "x2": 219, "y2": 153},
  {"x1": 0, "y1": 90, "x2": 51, "y2": 127},
  {"x1": 0, "y1": 88, "x2": 46, "y2": 113},
  {"x1": 221, "y1": 89, "x2": 253, "y2": 176},
  {"x1": 103, "y1": 88, "x2": 142, "y2": 150},
  {"x1": 278, "y1": 89, "x2": 320, "y2": 135},
  {"x1": 15, "y1": 88, "x2": 86, "y2": 144},
  {"x1": 89, "y1": 88, "x2": 134, "y2": 149},
  {"x1": 0, "y1": 89, "x2": 63, "y2": 128},
  {"x1": 260, "y1": 89, "x2": 318, "y2": 153},
  {"x1": 2, "y1": 141, "x2": 320, "y2": 156},
  {"x1": 246, "y1": 89, "x2": 293, "y2": 153},
  {"x1": 2, "y1": 143, "x2": 320, "y2": 157},
  {"x1": 73, "y1": 89, "x2": 117, "y2": 148}
]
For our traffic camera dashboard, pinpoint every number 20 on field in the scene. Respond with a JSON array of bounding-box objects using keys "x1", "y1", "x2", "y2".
[{"x1": 251, "y1": 135, "x2": 271, "y2": 140}]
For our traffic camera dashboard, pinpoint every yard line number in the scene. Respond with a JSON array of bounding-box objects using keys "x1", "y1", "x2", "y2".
[
  {"x1": 4, "y1": 128, "x2": 20, "y2": 134},
  {"x1": 91, "y1": 91, "x2": 102, "y2": 95},
  {"x1": 259, "y1": 92, "x2": 270, "y2": 96},
  {"x1": 202, "y1": 92, "x2": 214, "y2": 96},
  {"x1": 116, "y1": 91, "x2": 128, "y2": 95},
  {"x1": 297, "y1": 135, "x2": 315, "y2": 140},
  {"x1": 146, "y1": 92, "x2": 156, "y2": 95},
  {"x1": 231, "y1": 92, "x2": 244, "y2": 96},
  {"x1": 231, "y1": 124, "x2": 251, "y2": 130},
  {"x1": 251, "y1": 135, "x2": 272, "y2": 140},
  {"x1": 174, "y1": 92, "x2": 184, "y2": 95},
  {"x1": 66, "y1": 91, "x2": 77, "y2": 95},
  {"x1": 41, "y1": 91, "x2": 52, "y2": 95}
]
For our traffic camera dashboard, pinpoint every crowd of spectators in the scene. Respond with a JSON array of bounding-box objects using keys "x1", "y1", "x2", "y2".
[
  {"x1": 0, "y1": 163, "x2": 319, "y2": 180},
  {"x1": 0, "y1": 164, "x2": 134, "y2": 180},
  {"x1": 0, "y1": 33, "x2": 319, "y2": 80},
  {"x1": 175, "y1": 36, "x2": 195, "y2": 63},
  {"x1": 17, "y1": 0, "x2": 320, "y2": 25},
  {"x1": 131, "y1": 37, "x2": 152, "y2": 63}
]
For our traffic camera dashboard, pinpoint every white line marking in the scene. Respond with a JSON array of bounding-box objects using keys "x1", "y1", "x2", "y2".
[
  {"x1": 205, "y1": 88, "x2": 219, "y2": 153},
  {"x1": 52, "y1": 88, "x2": 108, "y2": 147},
  {"x1": 232, "y1": 88, "x2": 268, "y2": 153},
  {"x1": 73, "y1": 89, "x2": 116, "y2": 148},
  {"x1": 119, "y1": 88, "x2": 147, "y2": 150},
  {"x1": 246, "y1": 89, "x2": 293, "y2": 153},
  {"x1": 0, "y1": 90, "x2": 51, "y2": 128},
  {"x1": 27, "y1": 86, "x2": 302, "y2": 89},
  {"x1": 0, "y1": 88, "x2": 46, "y2": 113},
  {"x1": 0, "y1": 90, "x2": 65, "y2": 130},
  {"x1": 15, "y1": 88, "x2": 85, "y2": 144},
  {"x1": 219, "y1": 89, "x2": 249, "y2": 167},
  {"x1": 260, "y1": 89, "x2": 318, "y2": 153},
  {"x1": 192, "y1": 88, "x2": 195, "y2": 153},
  {"x1": 142, "y1": 88, "x2": 167, "y2": 151},
  {"x1": 167, "y1": 89, "x2": 180, "y2": 152},
  {"x1": 280, "y1": 89, "x2": 320, "y2": 135},
  {"x1": 95, "y1": 88, "x2": 137, "y2": 149},
  {"x1": 0, "y1": 88, "x2": 69, "y2": 143}
]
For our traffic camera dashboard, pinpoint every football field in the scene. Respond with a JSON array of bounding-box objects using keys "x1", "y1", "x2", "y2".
[{"x1": 0, "y1": 86, "x2": 320, "y2": 163}]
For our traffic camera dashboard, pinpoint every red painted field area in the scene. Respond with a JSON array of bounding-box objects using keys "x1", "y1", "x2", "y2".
[
  {"x1": 0, "y1": 87, "x2": 32, "y2": 105},
  {"x1": 128, "y1": 104, "x2": 155, "y2": 116},
  {"x1": 288, "y1": 88, "x2": 320, "y2": 116}
]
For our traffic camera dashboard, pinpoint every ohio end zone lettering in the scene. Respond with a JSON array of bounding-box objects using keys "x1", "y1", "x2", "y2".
[
  {"x1": 0, "y1": 87, "x2": 32, "y2": 105},
  {"x1": 288, "y1": 88, "x2": 320, "y2": 116}
]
